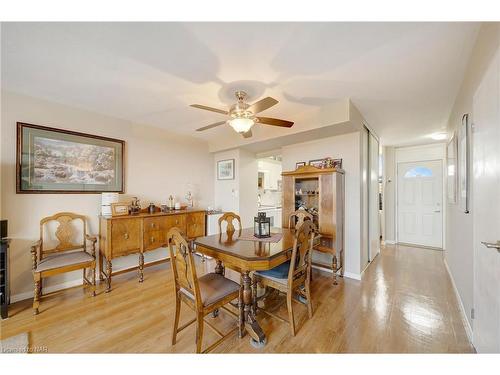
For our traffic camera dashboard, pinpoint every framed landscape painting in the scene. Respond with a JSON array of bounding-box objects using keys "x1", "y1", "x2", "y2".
[{"x1": 17, "y1": 122, "x2": 125, "y2": 193}]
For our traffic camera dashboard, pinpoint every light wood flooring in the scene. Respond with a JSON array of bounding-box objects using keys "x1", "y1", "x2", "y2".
[{"x1": 0, "y1": 244, "x2": 474, "y2": 353}]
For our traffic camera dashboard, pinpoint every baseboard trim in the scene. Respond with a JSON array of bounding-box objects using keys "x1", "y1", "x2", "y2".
[
  {"x1": 384, "y1": 240, "x2": 396, "y2": 245},
  {"x1": 443, "y1": 258, "x2": 473, "y2": 344},
  {"x1": 10, "y1": 278, "x2": 84, "y2": 303},
  {"x1": 343, "y1": 271, "x2": 362, "y2": 281}
]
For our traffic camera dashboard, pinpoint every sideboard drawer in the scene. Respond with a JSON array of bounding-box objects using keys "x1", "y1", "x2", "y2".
[
  {"x1": 111, "y1": 219, "x2": 141, "y2": 257},
  {"x1": 144, "y1": 230, "x2": 166, "y2": 251},
  {"x1": 187, "y1": 212, "x2": 205, "y2": 238},
  {"x1": 165, "y1": 215, "x2": 186, "y2": 235},
  {"x1": 144, "y1": 217, "x2": 166, "y2": 232}
]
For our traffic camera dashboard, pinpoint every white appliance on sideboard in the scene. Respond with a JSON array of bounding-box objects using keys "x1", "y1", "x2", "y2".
[
  {"x1": 206, "y1": 211, "x2": 224, "y2": 235},
  {"x1": 196, "y1": 211, "x2": 224, "y2": 261}
]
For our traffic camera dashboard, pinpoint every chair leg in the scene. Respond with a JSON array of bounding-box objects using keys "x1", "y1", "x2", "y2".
[
  {"x1": 172, "y1": 293, "x2": 181, "y2": 345},
  {"x1": 305, "y1": 279, "x2": 313, "y2": 319},
  {"x1": 195, "y1": 312, "x2": 204, "y2": 353},
  {"x1": 91, "y1": 265, "x2": 97, "y2": 297},
  {"x1": 33, "y1": 273, "x2": 41, "y2": 315},
  {"x1": 238, "y1": 277, "x2": 244, "y2": 338},
  {"x1": 286, "y1": 290, "x2": 295, "y2": 336}
]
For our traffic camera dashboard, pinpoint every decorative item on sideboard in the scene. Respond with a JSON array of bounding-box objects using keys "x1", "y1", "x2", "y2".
[
  {"x1": 130, "y1": 197, "x2": 141, "y2": 214},
  {"x1": 111, "y1": 202, "x2": 129, "y2": 217},
  {"x1": 101, "y1": 192, "x2": 119, "y2": 216}
]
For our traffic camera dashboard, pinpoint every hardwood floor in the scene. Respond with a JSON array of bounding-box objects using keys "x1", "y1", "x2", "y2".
[{"x1": 0, "y1": 244, "x2": 474, "y2": 353}]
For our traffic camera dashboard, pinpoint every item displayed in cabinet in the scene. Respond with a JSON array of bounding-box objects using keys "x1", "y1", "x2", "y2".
[
  {"x1": 308, "y1": 159, "x2": 323, "y2": 168},
  {"x1": 130, "y1": 197, "x2": 141, "y2": 215},
  {"x1": 111, "y1": 202, "x2": 129, "y2": 217},
  {"x1": 254, "y1": 212, "x2": 271, "y2": 238}
]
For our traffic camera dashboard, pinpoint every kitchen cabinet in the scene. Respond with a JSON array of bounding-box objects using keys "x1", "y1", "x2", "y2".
[{"x1": 258, "y1": 159, "x2": 282, "y2": 191}]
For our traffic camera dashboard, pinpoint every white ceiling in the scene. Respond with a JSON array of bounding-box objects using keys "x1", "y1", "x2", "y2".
[{"x1": 1, "y1": 22, "x2": 479, "y2": 147}]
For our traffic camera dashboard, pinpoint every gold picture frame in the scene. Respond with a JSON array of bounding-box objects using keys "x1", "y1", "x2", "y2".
[{"x1": 111, "y1": 202, "x2": 129, "y2": 217}]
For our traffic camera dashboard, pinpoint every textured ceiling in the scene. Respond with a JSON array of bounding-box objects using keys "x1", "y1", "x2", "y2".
[{"x1": 1, "y1": 22, "x2": 479, "y2": 147}]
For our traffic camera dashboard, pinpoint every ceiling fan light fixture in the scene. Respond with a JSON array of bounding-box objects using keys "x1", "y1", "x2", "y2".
[{"x1": 228, "y1": 118, "x2": 254, "y2": 133}]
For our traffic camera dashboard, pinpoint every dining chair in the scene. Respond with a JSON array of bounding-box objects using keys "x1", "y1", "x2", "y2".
[
  {"x1": 218, "y1": 212, "x2": 242, "y2": 234},
  {"x1": 31, "y1": 212, "x2": 97, "y2": 315},
  {"x1": 288, "y1": 209, "x2": 313, "y2": 230},
  {"x1": 253, "y1": 220, "x2": 315, "y2": 336},
  {"x1": 167, "y1": 227, "x2": 241, "y2": 353}
]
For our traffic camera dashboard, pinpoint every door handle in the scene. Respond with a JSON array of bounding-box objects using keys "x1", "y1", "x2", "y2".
[
  {"x1": 434, "y1": 210, "x2": 441, "y2": 213},
  {"x1": 481, "y1": 241, "x2": 500, "y2": 252}
]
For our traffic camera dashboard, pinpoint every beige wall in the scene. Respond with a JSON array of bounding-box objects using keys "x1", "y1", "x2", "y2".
[
  {"x1": 1, "y1": 91, "x2": 214, "y2": 300},
  {"x1": 445, "y1": 23, "x2": 500, "y2": 329}
]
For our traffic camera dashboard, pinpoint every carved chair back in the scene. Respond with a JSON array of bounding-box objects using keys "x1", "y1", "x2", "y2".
[
  {"x1": 288, "y1": 220, "x2": 315, "y2": 288},
  {"x1": 288, "y1": 210, "x2": 313, "y2": 230},
  {"x1": 167, "y1": 227, "x2": 202, "y2": 308},
  {"x1": 218, "y1": 212, "x2": 242, "y2": 234},
  {"x1": 39, "y1": 212, "x2": 88, "y2": 259}
]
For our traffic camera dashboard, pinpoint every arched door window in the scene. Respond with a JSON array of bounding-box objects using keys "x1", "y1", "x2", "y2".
[{"x1": 404, "y1": 166, "x2": 433, "y2": 178}]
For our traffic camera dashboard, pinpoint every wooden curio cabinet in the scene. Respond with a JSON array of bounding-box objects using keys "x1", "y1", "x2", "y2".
[{"x1": 282, "y1": 165, "x2": 345, "y2": 278}]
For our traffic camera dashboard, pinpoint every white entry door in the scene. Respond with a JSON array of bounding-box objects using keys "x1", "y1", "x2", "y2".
[
  {"x1": 472, "y1": 49, "x2": 500, "y2": 353},
  {"x1": 397, "y1": 160, "x2": 443, "y2": 248}
]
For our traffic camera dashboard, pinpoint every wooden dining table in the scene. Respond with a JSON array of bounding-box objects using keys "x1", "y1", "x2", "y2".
[{"x1": 194, "y1": 227, "x2": 297, "y2": 346}]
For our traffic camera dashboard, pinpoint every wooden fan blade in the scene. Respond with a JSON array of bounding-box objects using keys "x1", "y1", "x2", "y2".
[
  {"x1": 248, "y1": 97, "x2": 278, "y2": 114},
  {"x1": 242, "y1": 129, "x2": 253, "y2": 138},
  {"x1": 257, "y1": 117, "x2": 294, "y2": 128},
  {"x1": 190, "y1": 104, "x2": 228, "y2": 115},
  {"x1": 196, "y1": 121, "x2": 226, "y2": 132}
]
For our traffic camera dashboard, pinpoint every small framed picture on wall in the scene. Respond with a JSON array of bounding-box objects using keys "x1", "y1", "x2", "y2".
[{"x1": 217, "y1": 159, "x2": 235, "y2": 180}]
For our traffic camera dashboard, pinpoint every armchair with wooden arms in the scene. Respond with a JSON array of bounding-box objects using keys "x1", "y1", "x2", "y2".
[{"x1": 31, "y1": 212, "x2": 97, "y2": 315}]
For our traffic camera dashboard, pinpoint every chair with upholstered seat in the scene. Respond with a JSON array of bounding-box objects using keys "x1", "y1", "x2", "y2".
[
  {"x1": 168, "y1": 227, "x2": 240, "y2": 353},
  {"x1": 253, "y1": 220, "x2": 315, "y2": 336},
  {"x1": 31, "y1": 212, "x2": 97, "y2": 315},
  {"x1": 288, "y1": 209, "x2": 313, "y2": 230}
]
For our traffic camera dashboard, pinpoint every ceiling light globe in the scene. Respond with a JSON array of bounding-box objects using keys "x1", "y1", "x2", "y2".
[{"x1": 228, "y1": 118, "x2": 254, "y2": 133}]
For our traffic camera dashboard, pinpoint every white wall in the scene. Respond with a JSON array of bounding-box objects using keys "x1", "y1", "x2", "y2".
[
  {"x1": 1, "y1": 91, "x2": 214, "y2": 300},
  {"x1": 213, "y1": 148, "x2": 257, "y2": 227},
  {"x1": 383, "y1": 146, "x2": 396, "y2": 243},
  {"x1": 445, "y1": 23, "x2": 500, "y2": 331},
  {"x1": 282, "y1": 131, "x2": 363, "y2": 278}
]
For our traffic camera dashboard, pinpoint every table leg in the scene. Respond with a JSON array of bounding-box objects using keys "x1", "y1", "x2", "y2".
[
  {"x1": 238, "y1": 275, "x2": 244, "y2": 338},
  {"x1": 242, "y1": 271, "x2": 266, "y2": 344},
  {"x1": 105, "y1": 259, "x2": 112, "y2": 293}
]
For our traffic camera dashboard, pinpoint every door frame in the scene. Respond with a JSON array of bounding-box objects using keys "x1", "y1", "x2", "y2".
[{"x1": 394, "y1": 145, "x2": 447, "y2": 249}]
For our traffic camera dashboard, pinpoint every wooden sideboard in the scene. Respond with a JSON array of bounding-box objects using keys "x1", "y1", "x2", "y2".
[{"x1": 99, "y1": 209, "x2": 206, "y2": 292}]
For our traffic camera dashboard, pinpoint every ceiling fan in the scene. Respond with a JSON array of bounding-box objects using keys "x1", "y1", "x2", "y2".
[{"x1": 190, "y1": 91, "x2": 294, "y2": 138}]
